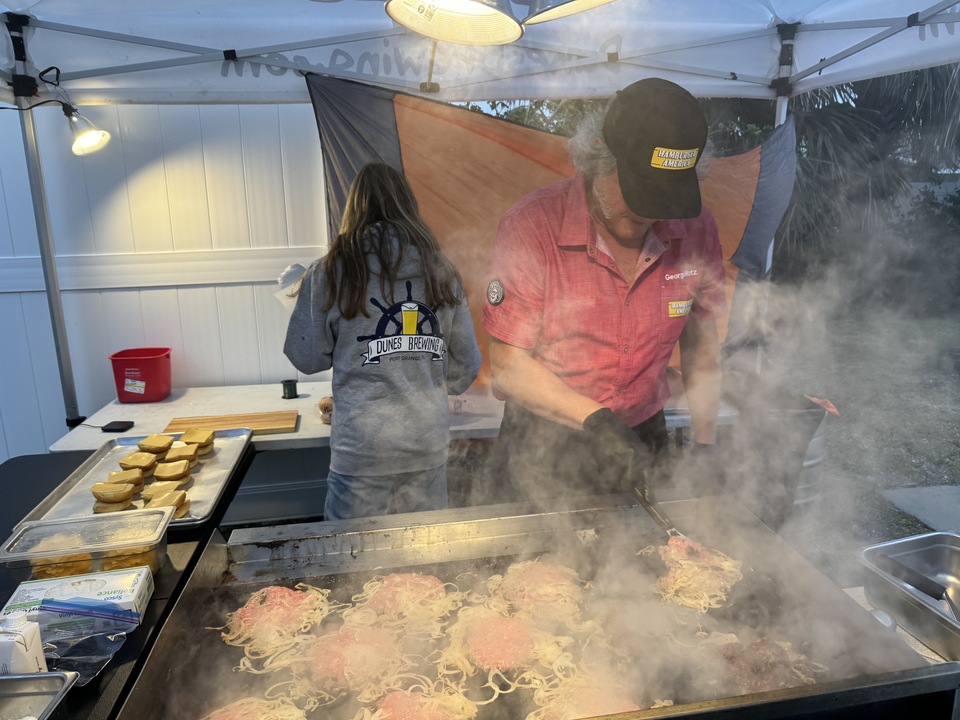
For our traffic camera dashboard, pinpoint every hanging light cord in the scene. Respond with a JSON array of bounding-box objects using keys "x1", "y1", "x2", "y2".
[
  {"x1": 1, "y1": 66, "x2": 78, "y2": 113},
  {"x1": 0, "y1": 98, "x2": 72, "y2": 112}
]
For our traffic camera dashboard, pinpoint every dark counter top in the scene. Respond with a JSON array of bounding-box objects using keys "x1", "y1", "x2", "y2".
[{"x1": 0, "y1": 446, "x2": 253, "y2": 720}]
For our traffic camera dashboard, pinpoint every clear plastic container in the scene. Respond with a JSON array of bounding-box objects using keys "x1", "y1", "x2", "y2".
[{"x1": 0, "y1": 508, "x2": 174, "y2": 580}]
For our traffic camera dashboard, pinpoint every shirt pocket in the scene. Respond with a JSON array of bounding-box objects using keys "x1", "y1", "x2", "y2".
[{"x1": 659, "y1": 284, "x2": 695, "y2": 349}]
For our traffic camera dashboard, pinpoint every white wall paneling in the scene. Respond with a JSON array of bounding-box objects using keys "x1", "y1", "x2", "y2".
[
  {"x1": 0, "y1": 101, "x2": 328, "y2": 465},
  {"x1": 200, "y1": 106, "x2": 250, "y2": 251},
  {"x1": 216, "y1": 284, "x2": 262, "y2": 383},
  {"x1": 240, "y1": 105, "x2": 288, "y2": 250},
  {"x1": 279, "y1": 104, "x2": 327, "y2": 248},
  {"x1": 0, "y1": 110, "x2": 37, "y2": 259},
  {"x1": 0, "y1": 293, "x2": 47, "y2": 456},
  {"x1": 158, "y1": 105, "x2": 213, "y2": 252},
  {"x1": 118, "y1": 105, "x2": 175, "y2": 253}
]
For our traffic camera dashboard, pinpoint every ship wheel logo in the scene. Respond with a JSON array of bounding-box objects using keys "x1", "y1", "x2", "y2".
[{"x1": 357, "y1": 281, "x2": 447, "y2": 365}]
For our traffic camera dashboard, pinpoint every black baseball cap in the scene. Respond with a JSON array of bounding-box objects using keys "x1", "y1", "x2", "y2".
[{"x1": 602, "y1": 78, "x2": 707, "y2": 220}]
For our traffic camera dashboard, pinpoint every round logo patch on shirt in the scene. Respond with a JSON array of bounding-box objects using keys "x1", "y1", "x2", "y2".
[{"x1": 486, "y1": 279, "x2": 505, "y2": 306}]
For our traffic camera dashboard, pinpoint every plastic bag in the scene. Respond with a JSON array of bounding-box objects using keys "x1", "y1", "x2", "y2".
[
  {"x1": 43, "y1": 630, "x2": 128, "y2": 686},
  {"x1": 36, "y1": 597, "x2": 139, "y2": 686}
]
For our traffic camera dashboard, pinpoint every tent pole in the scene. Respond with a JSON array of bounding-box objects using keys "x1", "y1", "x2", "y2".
[
  {"x1": 772, "y1": 23, "x2": 798, "y2": 127},
  {"x1": 775, "y1": 97, "x2": 789, "y2": 127},
  {"x1": 16, "y1": 103, "x2": 85, "y2": 428},
  {"x1": 7, "y1": 12, "x2": 86, "y2": 429}
]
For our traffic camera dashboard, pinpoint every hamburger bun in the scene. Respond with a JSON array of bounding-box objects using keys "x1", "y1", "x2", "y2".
[
  {"x1": 173, "y1": 499, "x2": 191, "y2": 519},
  {"x1": 138, "y1": 433, "x2": 174, "y2": 455},
  {"x1": 162, "y1": 443, "x2": 199, "y2": 467},
  {"x1": 180, "y1": 428, "x2": 215, "y2": 453},
  {"x1": 91, "y1": 482, "x2": 137, "y2": 503},
  {"x1": 93, "y1": 498, "x2": 134, "y2": 513},
  {"x1": 118, "y1": 451, "x2": 157, "y2": 476},
  {"x1": 141, "y1": 480, "x2": 187, "y2": 499},
  {"x1": 144, "y1": 490, "x2": 186, "y2": 510},
  {"x1": 153, "y1": 459, "x2": 190, "y2": 482},
  {"x1": 107, "y1": 468, "x2": 144, "y2": 485}
]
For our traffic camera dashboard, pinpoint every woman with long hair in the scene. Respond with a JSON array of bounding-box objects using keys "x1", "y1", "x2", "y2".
[{"x1": 284, "y1": 163, "x2": 482, "y2": 520}]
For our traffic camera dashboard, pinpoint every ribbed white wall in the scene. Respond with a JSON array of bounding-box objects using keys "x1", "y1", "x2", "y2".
[{"x1": 0, "y1": 102, "x2": 330, "y2": 463}]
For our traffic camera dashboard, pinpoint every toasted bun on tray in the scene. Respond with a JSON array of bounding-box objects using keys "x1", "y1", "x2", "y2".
[
  {"x1": 106, "y1": 469, "x2": 144, "y2": 493},
  {"x1": 93, "y1": 498, "x2": 134, "y2": 513},
  {"x1": 118, "y1": 451, "x2": 158, "y2": 476},
  {"x1": 180, "y1": 428, "x2": 215, "y2": 454},
  {"x1": 162, "y1": 443, "x2": 199, "y2": 467},
  {"x1": 144, "y1": 490, "x2": 187, "y2": 514},
  {"x1": 91, "y1": 481, "x2": 136, "y2": 503},
  {"x1": 153, "y1": 459, "x2": 191, "y2": 483},
  {"x1": 141, "y1": 481, "x2": 187, "y2": 499},
  {"x1": 137, "y1": 433, "x2": 174, "y2": 459},
  {"x1": 107, "y1": 468, "x2": 143, "y2": 485}
]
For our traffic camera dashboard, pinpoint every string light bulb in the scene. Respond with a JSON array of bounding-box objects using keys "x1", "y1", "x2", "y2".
[
  {"x1": 384, "y1": 0, "x2": 522, "y2": 46},
  {"x1": 523, "y1": 0, "x2": 617, "y2": 24},
  {"x1": 62, "y1": 104, "x2": 111, "y2": 156}
]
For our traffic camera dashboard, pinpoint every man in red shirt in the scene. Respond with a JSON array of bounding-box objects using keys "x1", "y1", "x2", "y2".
[{"x1": 482, "y1": 78, "x2": 727, "y2": 506}]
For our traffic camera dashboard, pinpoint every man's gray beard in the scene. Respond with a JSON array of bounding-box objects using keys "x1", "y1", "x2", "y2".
[{"x1": 591, "y1": 179, "x2": 617, "y2": 223}]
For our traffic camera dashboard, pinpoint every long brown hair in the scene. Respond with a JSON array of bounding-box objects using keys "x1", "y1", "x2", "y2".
[{"x1": 322, "y1": 163, "x2": 464, "y2": 319}]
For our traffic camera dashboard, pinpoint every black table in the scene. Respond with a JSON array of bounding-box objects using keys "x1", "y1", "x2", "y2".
[{"x1": 0, "y1": 445, "x2": 253, "y2": 720}]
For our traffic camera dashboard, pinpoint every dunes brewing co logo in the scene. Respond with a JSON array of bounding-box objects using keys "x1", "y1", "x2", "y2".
[{"x1": 357, "y1": 281, "x2": 446, "y2": 365}]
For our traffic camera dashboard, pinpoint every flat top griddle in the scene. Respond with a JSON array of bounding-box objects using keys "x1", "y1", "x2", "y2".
[{"x1": 116, "y1": 492, "x2": 944, "y2": 720}]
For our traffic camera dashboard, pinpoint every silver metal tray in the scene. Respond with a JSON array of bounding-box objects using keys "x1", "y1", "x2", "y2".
[
  {"x1": 858, "y1": 531, "x2": 960, "y2": 660},
  {"x1": 18, "y1": 429, "x2": 252, "y2": 530},
  {"x1": 0, "y1": 671, "x2": 78, "y2": 720}
]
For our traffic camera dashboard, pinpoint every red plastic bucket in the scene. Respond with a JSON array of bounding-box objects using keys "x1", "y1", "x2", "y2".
[{"x1": 109, "y1": 348, "x2": 172, "y2": 403}]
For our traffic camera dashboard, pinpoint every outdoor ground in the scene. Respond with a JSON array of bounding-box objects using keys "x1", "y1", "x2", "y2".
[{"x1": 768, "y1": 304, "x2": 960, "y2": 587}]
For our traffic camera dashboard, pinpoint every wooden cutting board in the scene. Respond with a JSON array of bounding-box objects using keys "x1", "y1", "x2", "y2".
[{"x1": 163, "y1": 410, "x2": 299, "y2": 435}]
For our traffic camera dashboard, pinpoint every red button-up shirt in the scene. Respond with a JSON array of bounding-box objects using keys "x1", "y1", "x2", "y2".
[{"x1": 482, "y1": 175, "x2": 727, "y2": 426}]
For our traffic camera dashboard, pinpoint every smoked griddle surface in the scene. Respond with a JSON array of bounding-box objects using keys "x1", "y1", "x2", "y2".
[{"x1": 158, "y1": 543, "x2": 913, "y2": 720}]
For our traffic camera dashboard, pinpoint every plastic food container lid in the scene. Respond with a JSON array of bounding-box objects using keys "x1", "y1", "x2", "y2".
[{"x1": 0, "y1": 508, "x2": 175, "y2": 568}]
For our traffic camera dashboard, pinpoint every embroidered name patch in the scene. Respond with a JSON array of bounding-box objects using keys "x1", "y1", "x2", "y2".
[
  {"x1": 651, "y1": 147, "x2": 699, "y2": 170},
  {"x1": 668, "y1": 299, "x2": 693, "y2": 318},
  {"x1": 487, "y1": 279, "x2": 505, "y2": 306}
]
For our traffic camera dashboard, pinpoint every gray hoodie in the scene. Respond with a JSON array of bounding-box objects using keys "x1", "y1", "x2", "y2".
[{"x1": 284, "y1": 227, "x2": 482, "y2": 476}]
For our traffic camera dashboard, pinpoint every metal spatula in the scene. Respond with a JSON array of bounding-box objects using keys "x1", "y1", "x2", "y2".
[
  {"x1": 873, "y1": 553, "x2": 960, "y2": 620},
  {"x1": 629, "y1": 460, "x2": 685, "y2": 539},
  {"x1": 632, "y1": 486, "x2": 684, "y2": 539}
]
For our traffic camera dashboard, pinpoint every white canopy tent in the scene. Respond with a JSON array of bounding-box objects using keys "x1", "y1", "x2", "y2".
[
  {"x1": 3, "y1": 0, "x2": 960, "y2": 429},
  {"x1": 3, "y1": 0, "x2": 960, "y2": 107}
]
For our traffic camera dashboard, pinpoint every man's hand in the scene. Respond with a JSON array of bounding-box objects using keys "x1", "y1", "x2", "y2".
[{"x1": 582, "y1": 408, "x2": 648, "y2": 498}]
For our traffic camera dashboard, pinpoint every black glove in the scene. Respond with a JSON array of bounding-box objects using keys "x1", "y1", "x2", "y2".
[{"x1": 582, "y1": 408, "x2": 648, "y2": 499}]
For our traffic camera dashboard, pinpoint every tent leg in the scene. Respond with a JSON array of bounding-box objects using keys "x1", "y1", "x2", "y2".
[
  {"x1": 775, "y1": 96, "x2": 789, "y2": 127},
  {"x1": 17, "y1": 102, "x2": 86, "y2": 429}
]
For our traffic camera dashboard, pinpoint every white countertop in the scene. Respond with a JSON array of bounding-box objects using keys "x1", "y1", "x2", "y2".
[
  {"x1": 50, "y1": 382, "x2": 506, "y2": 453},
  {"x1": 50, "y1": 381, "x2": 736, "y2": 453}
]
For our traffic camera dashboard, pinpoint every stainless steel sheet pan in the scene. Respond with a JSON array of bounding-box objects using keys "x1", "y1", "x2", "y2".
[
  {"x1": 0, "y1": 671, "x2": 78, "y2": 720},
  {"x1": 859, "y1": 531, "x2": 960, "y2": 661},
  {"x1": 19, "y1": 429, "x2": 252, "y2": 530}
]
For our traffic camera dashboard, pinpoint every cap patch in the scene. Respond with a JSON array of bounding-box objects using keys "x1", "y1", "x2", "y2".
[
  {"x1": 486, "y1": 279, "x2": 505, "y2": 306},
  {"x1": 651, "y1": 147, "x2": 699, "y2": 170}
]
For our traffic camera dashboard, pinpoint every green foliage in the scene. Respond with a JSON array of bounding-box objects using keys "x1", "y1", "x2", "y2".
[
  {"x1": 774, "y1": 65, "x2": 960, "y2": 280},
  {"x1": 886, "y1": 184, "x2": 960, "y2": 313},
  {"x1": 461, "y1": 98, "x2": 605, "y2": 135},
  {"x1": 466, "y1": 66, "x2": 960, "y2": 292}
]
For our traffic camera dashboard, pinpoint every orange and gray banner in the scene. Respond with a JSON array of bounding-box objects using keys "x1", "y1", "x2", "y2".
[{"x1": 305, "y1": 74, "x2": 796, "y2": 385}]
